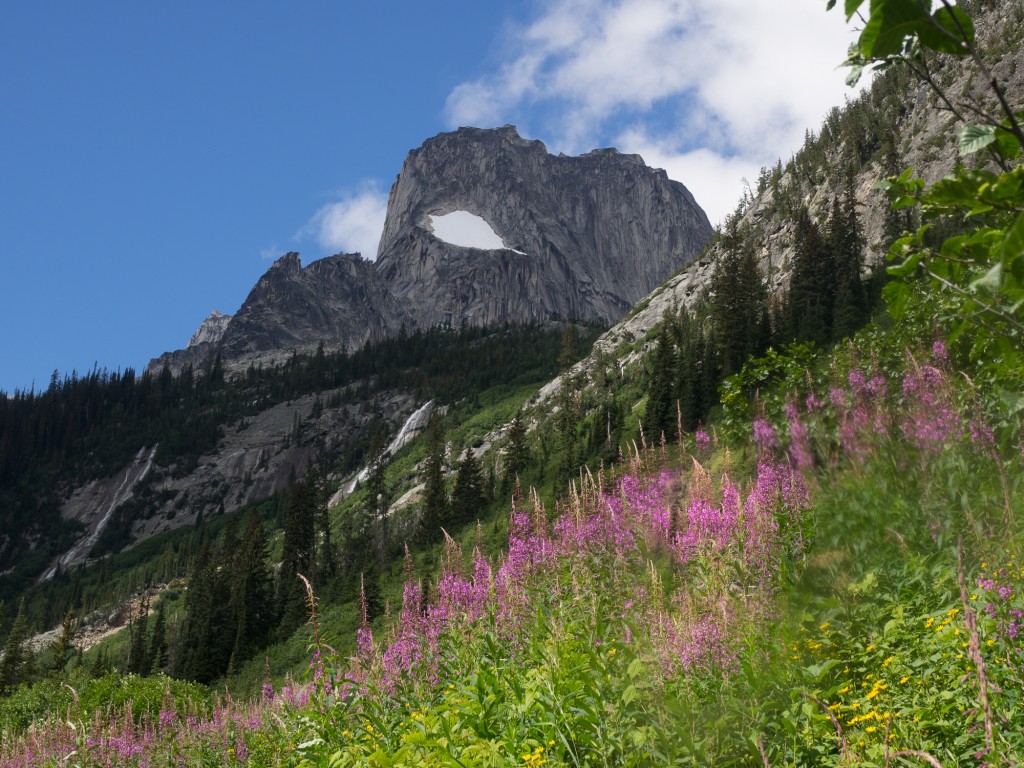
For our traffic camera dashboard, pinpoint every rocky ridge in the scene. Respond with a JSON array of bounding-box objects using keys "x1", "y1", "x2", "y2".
[
  {"x1": 537, "y1": 5, "x2": 1024, "y2": 402},
  {"x1": 150, "y1": 126, "x2": 711, "y2": 375}
]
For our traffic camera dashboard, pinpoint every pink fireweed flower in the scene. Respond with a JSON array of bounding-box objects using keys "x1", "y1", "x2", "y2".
[
  {"x1": 694, "y1": 430, "x2": 711, "y2": 451},
  {"x1": 806, "y1": 393, "x2": 826, "y2": 412},
  {"x1": 356, "y1": 626, "x2": 375, "y2": 660},
  {"x1": 868, "y1": 374, "x2": 887, "y2": 397},
  {"x1": 848, "y1": 370, "x2": 868, "y2": 399},
  {"x1": 753, "y1": 419, "x2": 779, "y2": 453},
  {"x1": 158, "y1": 709, "x2": 176, "y2": 731},
  {"x1": 829, "y1": 387, "x2": 847, "y2": 408},
  {"x1": 968, "y1": 418, "x2": 995, "y2": 451},
  {"x1": 901, "y1": 365, "x2": 962, "y2": 450},
  {"x1": 785, "y1": 402, "x2": 814, "y2": 471}
]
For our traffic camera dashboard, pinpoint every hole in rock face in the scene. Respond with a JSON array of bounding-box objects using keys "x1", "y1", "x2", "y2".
[{"x1": 428, "y1": 211, "x2": 519, "y2": 251}]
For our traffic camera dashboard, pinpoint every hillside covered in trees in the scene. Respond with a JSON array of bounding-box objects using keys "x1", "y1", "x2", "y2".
[{"x1": 1, "y1": 0, "x2": 1023, "y2": 764}]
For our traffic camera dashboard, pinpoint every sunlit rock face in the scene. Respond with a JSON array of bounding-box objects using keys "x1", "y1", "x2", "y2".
[
  {"x1": 375, "y1": 125, "x2": 712, "y2": 329},
  {"x1": 188, "y1": 310, "x2": 232, "y2": 348},
  {"x1": 151, "y1": 125, "x2": 712, "y2": 374}
]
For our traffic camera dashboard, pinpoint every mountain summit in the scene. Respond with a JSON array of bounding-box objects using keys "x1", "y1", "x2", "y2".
[{"x1": 151, "y1": 125, "x2": 712, "y2": 373}]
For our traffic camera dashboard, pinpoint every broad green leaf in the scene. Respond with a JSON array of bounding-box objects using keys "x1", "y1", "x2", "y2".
[
  {"x1": 887, "y1": 251, "x2": 923, "y2": 277},
  {"x1": 970, "y1": 261, "x2": 1002, "y2": 294},
  {"x1": 627, "y1": 657, "x2": 645, "y2": 679},
  {"x1": 1001, "y1": 212, "x2": 1024, "y2": 264},
  {"x1": 998, "y1": 389, "x2": 1024, "y2": 415},
  {"x1": 958, "y1": 124, "x2": 996, "y2": 155},
  {"x1": 919, "y1": 6, "x2": 974, "y2": 54},
  {"x1": 805, "y1": 659, "x2": 838, "y2": 681},
  {"x1": 860, "y1": 0, "x2": 930, "y2": 58},
  {"x1": 1010, "y1": 252, "x2": 1024, "y2": 286},
  {"x1": 845, "y1": 0, "x2": 867, "y2": 20},
  {"x1": 994, "y1": 128, "x2": 1023, "y2": 159}
]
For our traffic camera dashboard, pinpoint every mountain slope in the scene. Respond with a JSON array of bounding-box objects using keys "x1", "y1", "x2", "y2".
[{"x1": 151, "y1": 126, "x2": 711, "y2": 375}]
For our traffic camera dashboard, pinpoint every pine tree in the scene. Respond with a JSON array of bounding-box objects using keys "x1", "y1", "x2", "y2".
[
  {"x1": 0, "y1": 598, "x2": 30, "y2": 693},
  {"x1": 147, "y1": 602, "x2": 168, "y2": 675},
  {"x1": 418, "y1": 413, "x2": 449, "y2": 545},
  {"x1": 225, "y1": 514, "x2": 273, "y2": 665},
  {"x1": 503, "y1": 410, "x2": 529, "y2": 494},
  {"x1": 278, "y1": 477, "x2": 317, "y2": 635},
  {"x1": 364, "y1": 436, "x2": 391, "y2": 567},
  {"x1": 175, "y1": 541, "x2": 231, "y2": 682},
  {"x1": 451, "y1": 447, "x2": 485, "y2": 528},
  {"x1": 785, "y1": 205, "x2": 834, "y2": 345},
  {"x1": 126, "y1": 596, "x2": 151, "y2": 675},
  {"x1": 554, "y1": 327, "x2": 584, "y2": 495},
  {"x1": 644, "y1": 320, "x2": 678, "y2": 441},
  {"x1": 710, "y1": 217, "x2": 769, "y2": 377},
  {"x1": 557, "y1": 324, "x2": 578, "y2": 372},
  {"x1": 50, "y1": 611, "x2": 76, "y2": 675},
  {"x1": 675, "y1": 310, "x2": 704, "y2": 432},
  {"x1": 829, "y1": 177, "x2": 867, "y2": 340}
]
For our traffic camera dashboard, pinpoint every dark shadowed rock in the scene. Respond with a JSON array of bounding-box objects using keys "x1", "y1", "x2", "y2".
[
  {"x1": 376, "y1": 126, "x2": 712, "y2": 328},
  {"x1": 150, "y1": 126, "x2": 711, "y2": 374}
]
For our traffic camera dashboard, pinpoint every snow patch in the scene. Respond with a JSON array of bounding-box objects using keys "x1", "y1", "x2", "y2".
[{"x1": 428, "y1": 211, "x2": 525, "y2": 254}]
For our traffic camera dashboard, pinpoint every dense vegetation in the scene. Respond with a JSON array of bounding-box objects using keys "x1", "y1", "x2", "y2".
[
  {"x1": 1, "y1": 0, "x2": 1023, "y2": 763},
  {"x1": 0, "y1": 322, "x2": 600, "y2": 609}
]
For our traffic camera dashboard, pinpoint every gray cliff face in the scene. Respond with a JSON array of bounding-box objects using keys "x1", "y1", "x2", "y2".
[
  {"x1": 150, "y1": 125, "x2": 712, "y2": 374},
  {"x1": 188, "y1": 310, "x2": 232, "y2": 348},
  {"x1": 375, "y1": 126, "x2": 712, "y2": 328},
  {"x1": 44, "y1": 390, "x2": 418, "y2": 577},
  {"x1": 213, "y1": 252, "x2": 407, "y2": 368},
  {"x1": 150, "y1": 252, "x2": 408, "y2": 374}
]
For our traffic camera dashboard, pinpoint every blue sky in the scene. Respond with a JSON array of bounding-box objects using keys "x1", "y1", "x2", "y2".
[{"x1": 0, "y1": 1, "x2": 856, "y2": 394}]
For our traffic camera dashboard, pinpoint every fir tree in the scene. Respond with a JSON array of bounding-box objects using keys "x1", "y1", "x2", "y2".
[
  {"x1": 126, "y1": 596, "x2": 151, "y2": 675},
  {"x1": 828, "y1": 177, "x2": 867, "y2": 339},
  {"x1": 503, "y1": 410, "x2": 529, "y2": 494},
  {"x1": 675, "y1": 310, "x2": 704, "y2": 432},
  {"x1": 364, "y1": 436, "x2": 391, "y2": 567},
  {"x1": 554, "y1": 327, "x2": 584, "y2": 494},
  {"x1": 50, "y1": 611, "x2": 76, "y2": 675},
  {"x1": 278, "y1": 477, "x2": 317, "y2": 635},
  {"x1": 451, "y1": 447, "x2": 485, "y2": 528},
  {"x1": 418, "y1": 413, "x2": 449, "y2": 545},
  {"x1": 0, "y1": 598, "x2": 30, "y2": 693},
  {"x1": 644, "y1": 320, "x2": 678, "y2": 441},
  {"x1": 785, "y1": 205, "x2": 834, "y2": 345},
  {"x1": 175, "y1": 541, "x2": 231, "y2": 682},
  {"x1": 147, "y1": 602, "x2": 168, "y2": 675},
  {"x1": 710, "y1": 218, "x2": 770, "y2": 376}
]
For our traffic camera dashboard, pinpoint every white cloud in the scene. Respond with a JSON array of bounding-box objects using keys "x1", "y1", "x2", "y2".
[
  {"x1": 619, "y1": 130, "x2": 758, "y2": 225},
  {"x1": 445, "y1": 0, "x2": 861, "y2": 223},
  {"x1": 303, "y1": 183, "x2": 389, "y2": 260},
  {"x1": 259, "y1": 244, "x2": 281, "y2": 261}
]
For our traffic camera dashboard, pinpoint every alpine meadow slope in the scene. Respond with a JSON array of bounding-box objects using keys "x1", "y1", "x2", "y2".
[{"x1": 1, "y1": 0, "x2": 1024, "y2": 765}]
